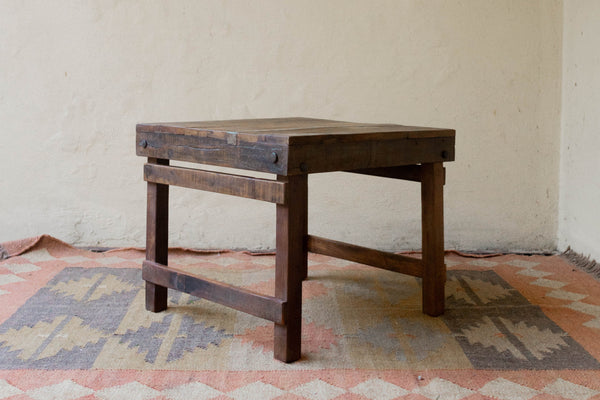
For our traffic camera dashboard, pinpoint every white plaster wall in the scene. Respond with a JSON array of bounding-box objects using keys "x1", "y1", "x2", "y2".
[
  {"x1": 0, "y1": 1, "x2": 562, "y2": 251},
  {"x1": 559, "y1": 0, "x2": 600, "y2": 261}
]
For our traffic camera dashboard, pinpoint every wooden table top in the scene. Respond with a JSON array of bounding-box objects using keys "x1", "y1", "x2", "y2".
[
  {"x1": 137, "y1": 117, "x2": 454, "y2": 145},
  {"x1": 136, "y1": 117, "x2": 455, "y2": 175}
]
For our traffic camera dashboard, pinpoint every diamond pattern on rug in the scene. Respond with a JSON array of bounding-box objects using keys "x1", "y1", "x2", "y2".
[
  {"x1": 413, "y1": 378, "x2": 475, "y2": 400},
  {"x1": 95, "y1": 381, "x2": 161, "y2": 400},
  {"x1": 19, "y1": 248, "x2": 55, "y2": 263},
  {"x1": 349, "y1": 378, "x2": 410, "y2": 399},
  {"x1": 531, "y1": 277, "x2": 567, "y2": 289},
  {"x1": 291, "y1": 379, "x2": 346, "y2": 400},
  {"x1": 0, "y1": 379, "x2": 23, "y2": 397},
  {"x1": 167, "y1": 316, "x2": 232, "y2": 362},
  {"x1": 0, "y1": 274, "x2": 24, "y2": 286},
  {"x1": 568, "y1": 302, "x2": 600, "y2": 329},
  {"x1": 227, "y1": 381, "x2": 284, "y2": 400},
  {"x1": 162, "y1": 382, "x2": 223, "y2": 400},
  {"x1": 479, "y1": 377, "x2": 540, "y2": 400},
  {"x1": 1, "y1": 263, "x2": 599, "y2": 371},
  {"x1": 2, "y1": 236, "x2": 600, "y2": 382},
  {"x1": 117, "y1": 315, "x2": 174, "y2": 364},
  {"x1": 0, "y1": 267, "x2": 139, "y2": 369},
  {"x1": 547, "y1": 289, "x2": 588, "y2": 301},
  {"x1": 443, "y1": 270, "x2": 600, "y2": 370},
  {"x1": 543, "y1": 378, "x2": 600, "y2": 400},
  {"x1": 2, "y1": 263, "x2": 41, "y2": 274},
  {"x1": 27, "y1": 380, "x2": 94, "y2": 400},
  {"x1": 2, "y1": 375, "x2": 600, "y2": 400}
]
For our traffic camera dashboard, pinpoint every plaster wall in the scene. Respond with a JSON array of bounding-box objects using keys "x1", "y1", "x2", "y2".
[
  {"x1": 559, "y1": 0, "x2": 600, "y2": 261},
  {"x1": 0, "y1": 1, "x2": 562, "y2": 251}
]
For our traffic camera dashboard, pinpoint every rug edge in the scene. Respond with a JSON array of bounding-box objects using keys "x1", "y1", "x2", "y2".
[
  {"x1": 562, "y1": 246, "x2": 600, "y2": 280},
  {"x1": 0, "y1": 234, "x2": 88, "y2": 260}
]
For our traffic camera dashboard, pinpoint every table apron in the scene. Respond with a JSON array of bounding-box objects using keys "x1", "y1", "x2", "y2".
[{"x1": 144, "y1": 163, "x2": 287, "y2": 204}]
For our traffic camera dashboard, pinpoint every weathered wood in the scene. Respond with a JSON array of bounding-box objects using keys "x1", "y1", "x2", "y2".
[
  {"x1": 274, "y1": 174, "x2": 307, "y2": 362},
  {"x1": 143, "y1": 260, "x2": 286, "y2": 324},
  {"x1": 137, "y1": 117, "x2": 348, "y2": 133},
  {"x1": 421, "y1": 162, "x2": 446, "y2": 316},
  {"x1": 286, "y1": 137, "x2": 454, "y2": 175},
  {"x1": 348, "y1": 165, "x2": 447, "y2": 184},
  {"x1": 136, "y1": 118, "x2": 455, "y2": 175},
  {"x1": 145, "y1": 281, "x2": 167, "y2": 313},
  {"x1": 307, "y1": 235, "x2": 423, "y2": 277},
  {"x1": 348, "y1": 165, "x2": 423, "y2": 182},
  {"x1": 137, "y1": 117, "x2": 454, "y2": 362},
  {"x1": 144, "y1": 163, "x2": 287, "y2": 204},
  {"x1": 136, "y1": 118, "x2": 455, "y2": 145},
  {"x1": 137, "y1": 130, "x2": 289, "y2": 175},
  {"x1": 145, "y1": 158, "x2": 169, "y2": 312}
]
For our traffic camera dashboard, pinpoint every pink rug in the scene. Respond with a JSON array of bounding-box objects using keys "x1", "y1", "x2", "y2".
[{"x1": 1, "y1": 235, "x2": 599, "y2": 399}]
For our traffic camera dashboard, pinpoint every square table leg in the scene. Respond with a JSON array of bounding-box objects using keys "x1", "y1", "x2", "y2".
[
  {"x1": 146, "y1": 158, "x2": 169, "y2": 313},
  {"x1": 421, "y1": 162, "x2": 446, "y2": 316},
  {"x1": 274, "y1": 174, "x2": 308, "y2": 362}
]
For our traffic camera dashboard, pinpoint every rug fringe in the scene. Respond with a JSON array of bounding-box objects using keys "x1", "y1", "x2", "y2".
[{"x1": 562, "y1": 246, "x2": 600, "y2": 280}]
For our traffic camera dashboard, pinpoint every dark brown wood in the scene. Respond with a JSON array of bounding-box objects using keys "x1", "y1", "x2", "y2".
[
  {"x1": 348, "y1": 165, "x2": 423, "y2": 182},
  {"x1": 136, "y1": 118, "x2": 455, "y2": 175},
  {"x1": 137, "y1": 117, "x2": 454, "y2": 362},
  {"x1": 286, "y1": 137, "x2": 453, "y2": 175},
  {"x1": 274, "y1": 174, "x2": 307, "y2": 362},
  {"x1": 137, "y1": 130, "x2": 289, "y2": 175},
  {"x1": 144, "y1": 163, "x2": 287, "y2": 204},
  {"x1": 307, "y1": 235, "x2": 423, "y2": 277},
  {"x1": 137, "y1": 117, "x2": 356, "y2": 137},
  {"x1": 421, "y1": 162, "x2": 446, "y2": 316},
  {"x1": 136, "y1": 117, "x2": 455, "y2": 145},
  {"x1": 146, "y1": 158, "x2": 169, "y2": 312},
  {"x1": 348, "y1": 165, "x2": 446, "y2": 184},
  {"x1": 145, "y1": 281, "x2": 167, "y2": 313},
  {"x1": 142, "y1": 260, "x2": 286, "y2": 324}
]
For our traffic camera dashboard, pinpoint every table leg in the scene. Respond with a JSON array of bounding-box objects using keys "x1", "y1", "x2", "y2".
[
  {"x1": 274, "y1": 174, "x2": 307, "y2": 362},
  {"x1": 421, "y1": 162, "x2": 445, "y2": 316},
  {"x1": 146, "y1": 158, "x2": 169, "y2": 312}
]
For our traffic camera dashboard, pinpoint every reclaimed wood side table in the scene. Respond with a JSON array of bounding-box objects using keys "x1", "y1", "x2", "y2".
[{"x1": 136, "y1": 117, "x2": 455, "y2": 362}]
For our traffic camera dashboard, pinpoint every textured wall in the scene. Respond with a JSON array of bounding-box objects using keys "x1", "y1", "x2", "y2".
[
  {"x1": 0, "y1": 1, "x2": 562, "y2": 251},
  {"x1": 559, "y1": 0, "x2": 600, "y2": 260}
]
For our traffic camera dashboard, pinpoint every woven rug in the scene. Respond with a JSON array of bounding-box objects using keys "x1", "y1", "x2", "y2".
[{"x1": 1, "y1": 236, "x2": 600, "y2": 399}]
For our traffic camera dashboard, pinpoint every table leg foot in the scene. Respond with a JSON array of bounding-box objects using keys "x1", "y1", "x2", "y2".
[
  {"x1": 145, "y1": 281, "x2": 168, "y2": 312},
  {"x1": 274, "y1": 320, "x2": 301, "y2": 362}
]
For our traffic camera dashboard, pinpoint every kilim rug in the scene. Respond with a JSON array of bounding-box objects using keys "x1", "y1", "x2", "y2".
[{"x1": 1, "y1": 235, "x2": 600, "y2": 399}]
